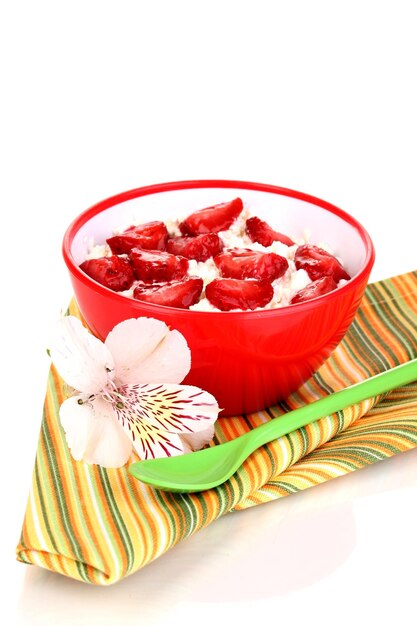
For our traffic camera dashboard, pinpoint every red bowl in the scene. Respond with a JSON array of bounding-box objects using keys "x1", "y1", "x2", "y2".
[{"x1": 63, "y1": 180, "x2": 375, "y2": 416}]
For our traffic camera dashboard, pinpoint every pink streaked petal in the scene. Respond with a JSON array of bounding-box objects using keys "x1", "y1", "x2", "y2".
[
  {"x1": 49, "y1": 316, "x2": 114, "y2": 394},
  {"x1": 105, "y1": 318, "x2": 191, "y2": 385},
  {"x1": 126, "y1": 420, "x2": 186, "y2": 460},
  {"x1": 60, "y1": 395, "x2": 132, "y2": 468},
  {"x1": 115, "y1": 383, "x2": 220, "y2": 437}
]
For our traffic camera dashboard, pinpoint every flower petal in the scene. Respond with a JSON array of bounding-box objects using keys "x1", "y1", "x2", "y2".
[
  {"x1": 49, "y1": 316, "x2": 114, "y2": 394},
  {"x1": 60, "y1": 395, "x2": 132, "y2": 468},
  {"x1": 104, "y1": 317, "x2": 191, "y2": 385},
  {"x1": 125, "y1": 420, "x2": 187, "y2": 460},
  {"x1": 180, "y1": 424, "x2": 216, "y2": 452},
  {"x1": 113, "y1": 383, "x2": 219, "y2": 458},
  {"x1": 116, "y1": 383, "x2": 219, "y2": 435}
]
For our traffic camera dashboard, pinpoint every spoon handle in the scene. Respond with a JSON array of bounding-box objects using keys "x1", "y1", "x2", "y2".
[{"x1": 244, "y1": 358, "x2": 417, "y2": 454}]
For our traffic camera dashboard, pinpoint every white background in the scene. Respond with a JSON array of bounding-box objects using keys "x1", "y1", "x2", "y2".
[{"x1": 1, "y1": 1, "x2": 416, "y2": 624}]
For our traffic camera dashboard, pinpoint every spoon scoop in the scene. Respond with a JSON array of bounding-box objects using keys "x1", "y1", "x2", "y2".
[{"x1": 129, "y1": 358, "x2": 417, "y2": 493}]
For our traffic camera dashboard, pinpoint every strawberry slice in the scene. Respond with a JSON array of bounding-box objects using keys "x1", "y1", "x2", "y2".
[
  {"x1": 166, "y1": 233, "x2": 224, "y2": 261},
  {"x1": 129, "y1": 248, "x2": 189, "y2": 283},
  {"x1": 294, "y1": 244, "x2": 351, "y2": 282},
  {"x1": 205, "y1": 278, "x2": 274, "y2": 311},
  {"x1": 290, "y1": 276, "x2": 338, "y2": 304},
  {"x1": 133, "y1": 277, "x2": 203, "y2": 309},
  {"x1": 107, "y1": 221, "x2": 168, "y2": 254},
  {"x1": 179, "y1": 198, "x2": 243, "y2": 235},
  {"x1": 80, "y1": 256, "x2": 134, "y2": 292},
  {"x1": 246, "y1": 216, "x2": 295, "y2": 247},
  {"x1": 214, "y1": 248, "x2": 288, "y2": 282}
]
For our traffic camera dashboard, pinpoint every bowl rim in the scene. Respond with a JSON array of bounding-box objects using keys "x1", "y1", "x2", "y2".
[{"x1": 62, "y1": 179, "x2": 376, "y2": 318}]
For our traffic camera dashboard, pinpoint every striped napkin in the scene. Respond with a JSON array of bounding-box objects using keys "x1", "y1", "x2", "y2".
[{"x1": 16, "y1": 271, "x2": 417, "y2": 585}]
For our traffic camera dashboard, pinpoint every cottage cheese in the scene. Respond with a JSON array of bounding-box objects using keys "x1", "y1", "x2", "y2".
[{"x1": 85, "y1": 204, "x2": 344, "y2": 311}]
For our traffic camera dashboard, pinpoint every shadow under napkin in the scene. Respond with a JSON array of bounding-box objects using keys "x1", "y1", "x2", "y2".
[{"x1": 16, "y1": 271, "x2": 417, "y2": 584}]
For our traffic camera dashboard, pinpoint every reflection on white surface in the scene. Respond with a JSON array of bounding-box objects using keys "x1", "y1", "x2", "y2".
[{"x1": 16, "y1": 448, "x2": 417, "y2": 625}]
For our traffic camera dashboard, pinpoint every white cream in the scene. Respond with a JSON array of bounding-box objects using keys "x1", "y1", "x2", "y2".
[{"x1": 187, "y1": 258, "x2": 218, "y2": 287}]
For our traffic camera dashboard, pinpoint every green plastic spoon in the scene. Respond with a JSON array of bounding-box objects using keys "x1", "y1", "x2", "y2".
[{"x1": 129, "y1": 358, "x2": 417, "y2": 493}]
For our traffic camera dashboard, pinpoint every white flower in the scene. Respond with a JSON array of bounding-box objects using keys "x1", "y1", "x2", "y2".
[{"x1": 48, "y1": 316, "x2": 220, "y2": 468}]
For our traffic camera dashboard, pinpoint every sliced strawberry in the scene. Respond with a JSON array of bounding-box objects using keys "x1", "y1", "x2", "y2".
[
  {"x1": 246, "y1": 216, "x2": 295, "y2": 247},
  {"x1": 205, "y1": 278, "x2": 273, "y2": 311},
  {"x1": 294, "y1": 244, "x2": 351, "y2": 282},
  {"x1": 214, "y1": 248, "x2": 288, "y2": 282},
  {"x1": 290, "y1": 276, "x2": 338, "y2": 304},
  {"x1": 80, "y1": 256, "x2": 134, "y2": 292},
  {"x1": 166, "y1": 233, "x2": 224, "y2": 261},
  {"x1": 179, "y1": 197, "x2": 243, "y2": 235},
  {"x1": 107, "y1": 221, "x2": 168, "y2": 254},
  {"x1": 129, "y1": 248, "x2": 189, "y2": 283},
  {"x1": 133, "y1": 277, "x2": 203, "y2": 309}
]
